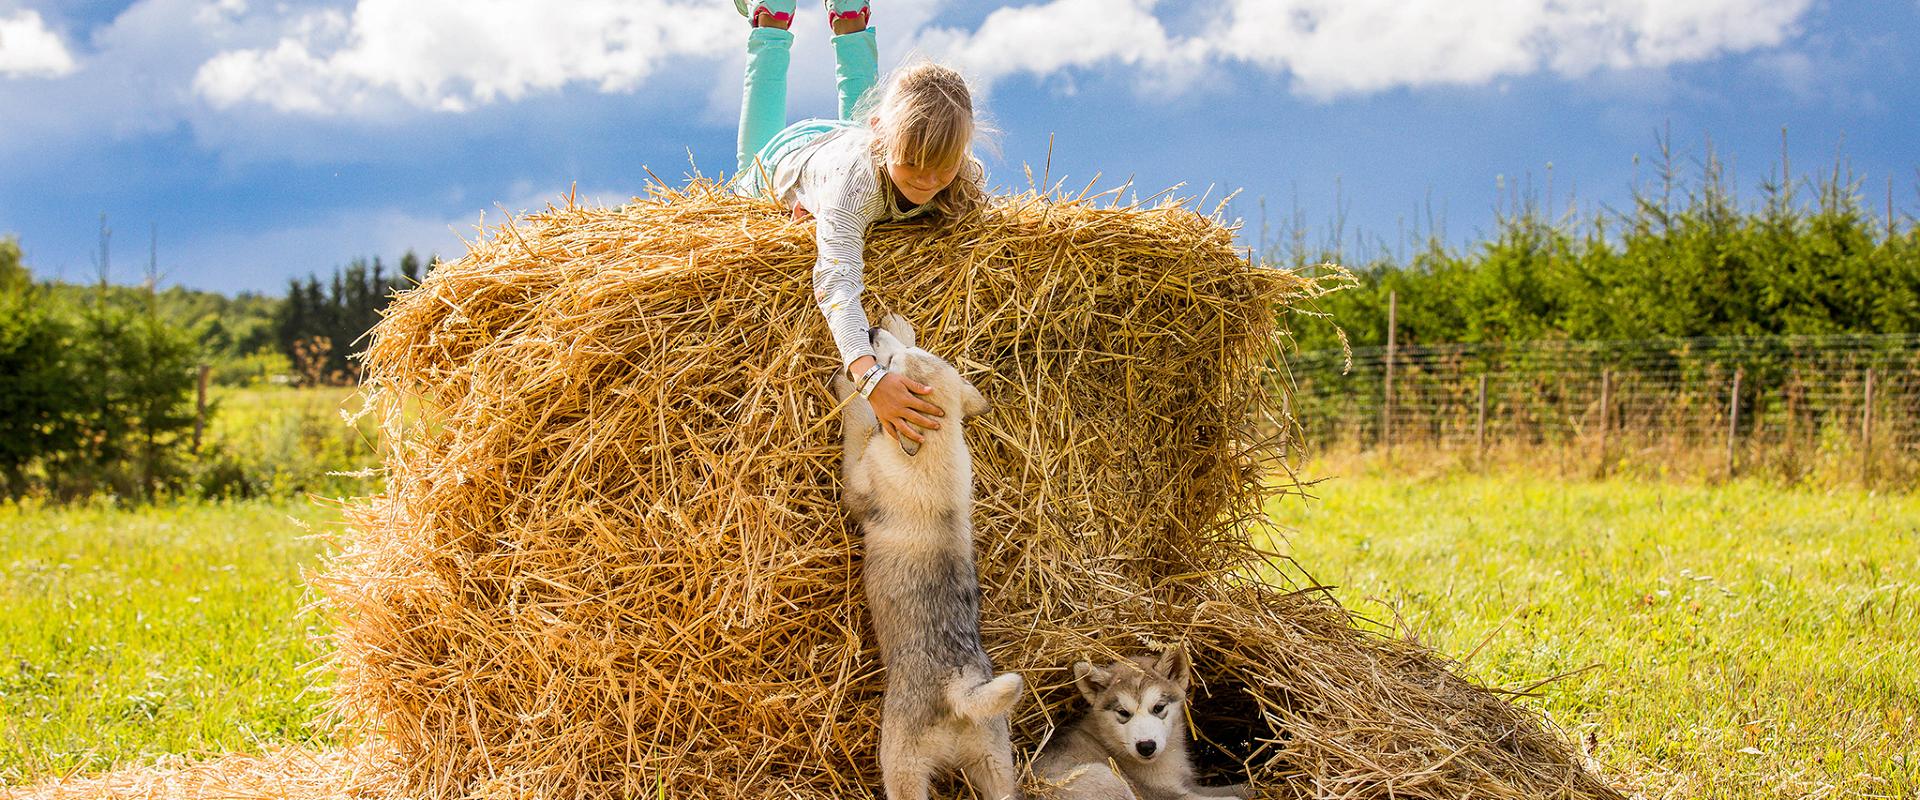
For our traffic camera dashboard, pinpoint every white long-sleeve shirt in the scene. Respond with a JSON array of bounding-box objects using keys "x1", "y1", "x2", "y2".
[{"x1": 763, "y1": 125, "x2": 931, "y2": 367}]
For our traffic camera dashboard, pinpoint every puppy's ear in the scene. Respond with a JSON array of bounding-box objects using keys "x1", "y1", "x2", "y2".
[
  {"x1": 879, "y1": 314, "x2": 916, "y2": 349},
  {"x1": 960, "y1": 382, "x2": 989, "y2": 419},
  {"x1": 897, "y1": 429, "x2": 921, "y2": 457},
  {"x1": 870, "y1": 326, "x2": 900, "y2": 358},
  {"x1": 1073, "y1": 661, "x2": 1111, "y2": 704},
  {"x1": 1153, "y1": 648, "x2": 1191, "y2": 693}
]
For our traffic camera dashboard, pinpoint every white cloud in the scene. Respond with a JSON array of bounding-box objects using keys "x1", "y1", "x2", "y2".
[
  {"x1": 0, "y1": 9, "x2": 77, "y2": 78},
  {"x1": 181, "y1": 0, "x2": 1819, "y2": 116},
  {"x1": 0, "y1": 0, "x2": 281, "y2": 154},
  {"x1": 0, "y1": 0, "x2": 1830, "y2": 151},
  {"x1": 194, "y1": 0, "x2": 739, "y2": 114},
  {"x1": 915, "y1": 0, "x2": 1816, "y2": 100},
  {"x1": 907, "y1": 0, "x2": 1205, "y2": 91}
]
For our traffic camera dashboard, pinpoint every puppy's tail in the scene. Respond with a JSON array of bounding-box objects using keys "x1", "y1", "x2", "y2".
[{"x1": 946, "y1": 672, "x2": 1023, "y2": 721}]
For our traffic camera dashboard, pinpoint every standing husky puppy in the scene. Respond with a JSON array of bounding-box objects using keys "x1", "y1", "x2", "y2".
[
  {"x1": 1033, "y1": 650, "x2": 1248, "y2": 800},
  {"x1": 833, "y1": 315, "x2": 1023, "y2": 800}
]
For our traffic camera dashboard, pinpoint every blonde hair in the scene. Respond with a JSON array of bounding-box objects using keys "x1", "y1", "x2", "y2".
[{"x1": 864, "y1": 60, "x2": 991, "y2": 218}]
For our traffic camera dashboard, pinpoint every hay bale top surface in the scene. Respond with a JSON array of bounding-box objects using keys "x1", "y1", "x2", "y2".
[{"x1": 323, "y1": 182, "x2": 1617, "y2": 800}]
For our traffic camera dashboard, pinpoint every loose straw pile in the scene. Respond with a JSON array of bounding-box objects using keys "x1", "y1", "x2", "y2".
[
  {"x1": 1, "y1": 746, "x2": 384, "y2": 800},
  {"x1": 318, "y1": 180, "x2": 1620, "y2": 800}
]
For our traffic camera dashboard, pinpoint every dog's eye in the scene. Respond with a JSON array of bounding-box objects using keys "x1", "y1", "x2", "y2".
[
  {"x1": 1114, "y1": 709, "x2": 1132, "y2": 722},
  {"x1": 1151, "y1": 703, "x2": 1168, "y2": 716}
]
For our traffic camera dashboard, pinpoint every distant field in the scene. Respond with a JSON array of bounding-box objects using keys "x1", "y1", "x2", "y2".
[
  {"x1": 1264, "y1": 467, "x2": 1920, "y2": 799},
  {"x1": 2, "y1": 465, "x2": 1915, "y2": 798},
  {"x1": 195, "y1": 386, "x2": 379, "y2": 499}
]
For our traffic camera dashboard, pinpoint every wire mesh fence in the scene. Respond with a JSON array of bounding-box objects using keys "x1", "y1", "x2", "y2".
[{"x1": 1285, "y1": 333, "x2": 1920, "y2": 486}]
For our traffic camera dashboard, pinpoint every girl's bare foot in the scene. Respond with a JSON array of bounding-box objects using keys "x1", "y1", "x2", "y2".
[
  {"x1": 830, "y1": 14, "x2": 865, "y2": 34},
  {"x1": 739, "y1": 0, "x2": 795, "y2": 29},
  {"x1": 826, "y1": 0, "x2": 868, "y2": 34}
]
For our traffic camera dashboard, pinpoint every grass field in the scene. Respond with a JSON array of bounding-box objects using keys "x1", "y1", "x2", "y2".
[
  {"x1": 0, "y1": 500, "x2": 337, "y2": 782},
  {"x1": 1, "y1": 464, "x2": 1915, "y2": 797},
  {"x1": 1264, "y1": 462, "x2": 1920, "y2": 799}
]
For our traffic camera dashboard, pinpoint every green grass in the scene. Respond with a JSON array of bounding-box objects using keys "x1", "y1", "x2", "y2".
[
  {"x1": 2, "y1": 465, "x2": 1914, "y2": 797},
  {"x1": 0, "y1": 499, "x2": 337, "y2": 782},
  {"x1": 1264, "y1": 467, "x2": 1920, "y2": 799}
]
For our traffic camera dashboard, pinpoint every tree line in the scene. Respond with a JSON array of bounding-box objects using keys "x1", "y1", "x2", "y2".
[
  {"x1": 11, "y1": 248, "x2": 433, "y2": 388},
  {"x1": 0, "y1": 238, "x2": 431, "y2": 499},
  {"x1": 1278, "y1": 148, "x2": 1919, "y2": 354},
  {"x1": 276, "y1": 251, "x2": 431, "y2": 383}
]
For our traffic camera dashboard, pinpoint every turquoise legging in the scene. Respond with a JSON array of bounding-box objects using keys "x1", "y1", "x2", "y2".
[{"x1": 735, "y1": 26, "x2": 880, "y2": 180}]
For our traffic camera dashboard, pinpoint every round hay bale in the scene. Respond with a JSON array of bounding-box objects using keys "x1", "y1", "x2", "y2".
[{"x1": 318, "y1": 181, "x2": 1619, "y2": 800}]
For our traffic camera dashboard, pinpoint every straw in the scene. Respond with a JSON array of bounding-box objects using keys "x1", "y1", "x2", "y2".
[{"x1": 311, "y1": 180, "x2": 1611, "y2": 800}]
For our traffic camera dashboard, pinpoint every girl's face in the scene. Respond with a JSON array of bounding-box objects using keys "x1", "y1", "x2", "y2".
[{"x1": 888, "y1": 159, "x2": 961, "y2": 206}]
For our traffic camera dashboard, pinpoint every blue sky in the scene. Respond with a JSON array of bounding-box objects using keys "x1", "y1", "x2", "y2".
[{"x1": 0, "y1": 0, "x2": 1915, "y2": 294}]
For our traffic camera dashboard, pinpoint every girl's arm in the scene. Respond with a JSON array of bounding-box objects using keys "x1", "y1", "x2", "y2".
[
  {"x1": 809, "y1": 166, "x2": 944, "y2": 443},
  {"x1": 809, "y1": 169, "x2": 881, "y2": 370}
]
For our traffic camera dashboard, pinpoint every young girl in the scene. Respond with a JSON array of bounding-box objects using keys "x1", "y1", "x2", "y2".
[{"x1": 730, "y1": 0, "x2": 989, "y2": 447}]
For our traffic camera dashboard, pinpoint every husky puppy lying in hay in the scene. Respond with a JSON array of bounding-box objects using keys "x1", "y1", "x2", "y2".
[
  {"x1": 1034, "y1": 650, "x2": 1248, "y2": 800},
  {"x1": 832, "y1": 315, "x2": 1022, "y2": 800}
]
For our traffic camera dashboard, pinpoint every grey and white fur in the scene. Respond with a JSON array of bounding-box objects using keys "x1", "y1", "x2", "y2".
[
  {"x1": 1032, "y1": 650, "x2": 1249, "y2": 800},
  {"x1": 832, "y1": 315, "x2": 1023, "y2": 800}
]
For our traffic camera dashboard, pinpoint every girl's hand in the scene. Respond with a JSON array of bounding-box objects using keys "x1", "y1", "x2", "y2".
[
  {"x1": 866, "y1": 371, "x2": 943, "y2": 444},
  {"x1": 792, "y1": 202, "x2": 812, "y2": 221}
]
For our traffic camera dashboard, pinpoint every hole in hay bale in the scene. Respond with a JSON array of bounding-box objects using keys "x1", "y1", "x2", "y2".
[{"x1": 1185, "y1": 670, "x2": 1292, "y2": 786}]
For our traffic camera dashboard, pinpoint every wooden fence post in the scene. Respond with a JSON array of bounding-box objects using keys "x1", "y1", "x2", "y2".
[
  {"x1": 1476, "y1": 373, "x2": 1488, "y2": 461},
  {"x1": 1863, "y1": 368, "x2": 1876, "y2": 484},
  {"x1": 1383, "y1": 290, "x2": 1397, "y2": 451},
  {"x1": 1786, "y1": 374, "x2": 1800, "y2": 457},
  {"x1": 1726, "y1": 368, "x2": 1742, "y2": 478},
  {"x1": 193, "y1": 364, "x2": 210, "y2": 452},
  {"x1": 1598, "y1": 368, "x2": 1612, "y2": 464}
]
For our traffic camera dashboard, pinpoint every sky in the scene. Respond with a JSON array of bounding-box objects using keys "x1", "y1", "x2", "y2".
[{"x1": 0, "y1": 0, "x2": 1915, "y2": 294}]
